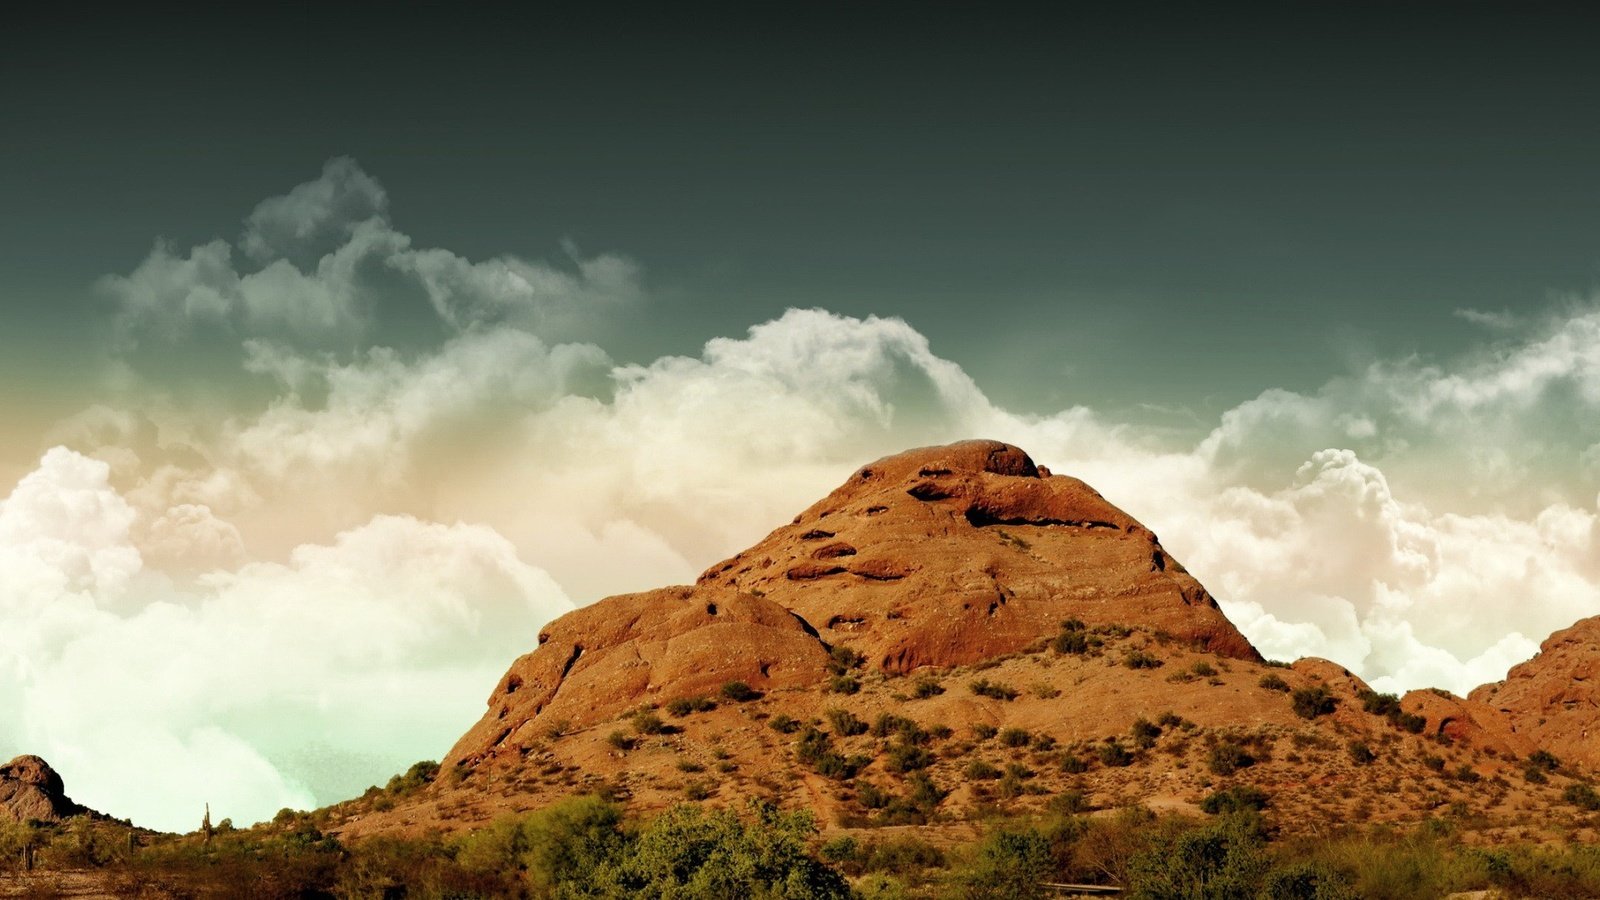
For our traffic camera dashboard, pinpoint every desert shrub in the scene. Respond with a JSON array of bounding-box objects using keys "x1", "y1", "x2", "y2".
[
  {"x1": 999, "y1": 727, "x2": 1032, "y2": 748},
  {"x1": 829, "y1": 645, "x2": 865, "y2": 674},
  {"x1": 1191, "y1": 660, "x2": 1217, "y2": 677},
  {"x1": 1098, "y1": 740, "x2": 1134, "y2": 768},
  {"x1": 1422, "y1": 754, "x2": 1445, "y2": 772},
  {"x1": 857, "y1": 781, "x2": 891, "y2": 810},
  {"x1": 720, "y1": 681, "x2": 762, "y2": 702},
  {"x1": 1259, "y1": 861, "x2": 1358, "y2": 900},
  {"x1": 1359, "y1": 690, "x2": 1401, "y2": 717},
  {"x1": 622, "y1": 802, "x2": 849, "y2": 898},
  {"x1": 665, "y1": 695, "x2": 716, "y2": 717},
  {"x1": 1130, "y1": 717, "x2": 1162, "y2": 749},
  {"x1": 1259, "y1": 674, "x2": 1291, "y2": 692},
  {"x1": 885, "y1": 742, "x2": 935, "y2": 774},
  {"x1": 1061, "y1": 753, "x2": 1089, "y2": 774},
  {"x1": 1126, "y1": 814, "x2": 1269, "y2": 900},
  {"x1": 970, "y1": 678, "x2": 1020, "y2": 701},
  {"x1": 607, "y1": 730, "x2": 635, "y2": 751},
  {"x1": 872, "y1": 714, "x2": 928, "y2": 743},
  {"x1": 1528, "y1": 749, "x2": 1561, "y2": 772},
  {"x1": 1124, "y1": 650, "x2": 1163, "y2": 670},
  {"x1": 1453, "y1": 764, "x2": 1481, "y2": 784},
  {"x1": 826, "y1": 708, "x2": 869, "y2": 737},
  {"x1": 1565, "y1": 782, "x2": 1600, "y2": 811},
  {"x1": 632, "y1": 710, "x2": 669, "y2": 735},
  {"x1": 1053, "y1": 630, "x2": 1090, "y2": 655},
  {"x1": 1200, "y1": 785, "x2": 1270, "y2": 815},
  {"x1": 1208, "y1": 741, "x2": 1256, "y2": 776},
  {"x1": 796, "y1": 727, "x2": 868, "y2": 780},
  {"x1": 1348, "y1": 740, "x2": 1377, "y2": 766},
  {"x1": 972, "y1": 723, "x2": 999, "y2": 740},
  {"x1": 913, "y1": 676, "x2": 945, "y2": 698},
  {"x1": 949, "y1": 828, "x2": 1052, "y2": 900},
  {"x1": 384, "y1": 760, "x2": 440, "y2": 796},
  {"x1": 1524, "y1": 766, "x2": 1549, "y2": 784},
  {"x1": 768, "y1": 714, "x2": 801, "y2": 734},
  {"x1": 965, "y1": 760, "x2": 1003, "y2": 780},
  {"x1": 1292, "y1": 685, "x2": 1338, "y2": 719},
  {"x1": 827, "y1": 674, "x2": 862, "y2": 695}
]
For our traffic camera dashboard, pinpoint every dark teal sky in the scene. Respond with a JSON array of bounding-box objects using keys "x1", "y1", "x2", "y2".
[{"x1": 7, "y1": 4, "x2": 1600, "y2": 425}]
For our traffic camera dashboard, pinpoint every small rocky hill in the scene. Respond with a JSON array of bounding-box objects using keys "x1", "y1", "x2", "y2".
[
  {"x1": 0, "y1": 756, "x2": 84, "y2": 824},
  {"x1": 1472, "y1": 615, "x2": 1600, "y2": 770}
]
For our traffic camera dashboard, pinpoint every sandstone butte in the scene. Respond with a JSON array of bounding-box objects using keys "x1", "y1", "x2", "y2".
[
  {"x1": 447, "y1": 440, "x2": 1256, "y2": 764},
  {"x1": 308, "y1": 440, "x2": 1600, "y2": 840},
  {"x1": 1472, "y1": 616, "x2": 1600, "y2": 770},
  {"x1": 0, "y1": 755, "x2": 84, "y2": 825}
]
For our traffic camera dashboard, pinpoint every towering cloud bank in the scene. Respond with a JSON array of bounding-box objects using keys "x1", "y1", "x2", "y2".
[{"x1": 4, "y1": 158, "x2": 1597, "y2": 829}]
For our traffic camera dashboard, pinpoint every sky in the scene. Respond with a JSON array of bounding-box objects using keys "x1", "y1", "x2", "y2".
[{"x1": 5, "y1": 4, "x2": 1600, "y2": 831}]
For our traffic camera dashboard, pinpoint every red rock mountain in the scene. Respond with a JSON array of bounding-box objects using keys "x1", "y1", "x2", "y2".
[
  {"x1": 447, "y1": 441, "x2": 1257, "y2": 770},
  {"x1": 0, "y1": 755, "x2": 83, "y2": 824},
  {"x1": 327, "y1": 440, "x2": 1600, "y2": 842},
  {"x1": 1471, "y1": 615, "x2": 1600, "y2": 769}
]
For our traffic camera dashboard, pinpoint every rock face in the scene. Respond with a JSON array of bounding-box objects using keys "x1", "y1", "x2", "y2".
[
  {"x1": 1470, "y1": 615, "x2": 1600, "y2": 768},
  {"x1": 0, "y1": 755, "x2": 82, "y2": 824},
  {"x1": 697, "y1": 440, "x2": 1258, "y2": 671},
  {"x1": 448, "y1": 587, "x2": 834, "y2": 767},
  {"x1": 446, "y1": 440, "x2": 1257, "y2": 769}
]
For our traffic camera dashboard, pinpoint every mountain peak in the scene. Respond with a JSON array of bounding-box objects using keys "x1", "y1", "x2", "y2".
[{"x1": 443, "y1": 440, "x2": 1256, "y2": 772}]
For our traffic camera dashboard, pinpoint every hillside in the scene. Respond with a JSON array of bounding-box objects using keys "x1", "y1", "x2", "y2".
[{"x1": 325, "y1": 441, "x2": 1600, "y2": 844}]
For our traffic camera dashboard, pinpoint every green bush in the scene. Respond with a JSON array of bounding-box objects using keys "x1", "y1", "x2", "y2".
[
  {"x1": 885, "y1": 742, "x2": 935, "y2": 774},
  {"x1": 1200, "y1": 785, "x2": 1270, "y2": 815},
  {"x1": 1291, "y1": 685, "x2": 1338, "y2": 719},
  {"x1": 970, "y1": 678, "x2": 1020, "y2": 700},
  {"x1": 913, "y1": 676, "x2": 946, "y2": 698},
  {"x1": 1348, "y1": 740, "x2": 1376, "y2": 766},
  {"x1": 827, "y1": 674, "x2": 862, "y2": 695},
  {"x1": 826, "y1": 707, "x2": 869, "y2": 736},
  {"x1": 950, "y1": 828, "x2": 1052, "y2": 900},
  {"x1": 768, "y1": 714, "x2": 801, "y2": 734},
  {"x1": 1208, "y1": 741, "x2": 1256, "y2": 776},
  {"x1": 1126, "y1": 814, "x2": 1268, "y2": 900},
  {"x1": 1098, "y1": 740, "x2": 1134, "y2": 768},
  {"x1": 999, "y1": 727, "x2": 1032, "y2": 748},
  {"x1": 1565, "y1": 782, "x2": 1600, "y2": 811},
  {"x1": 1259, "y1": 674, "x2": 1291, "y2": 692},
  {"x1": 1124, "y1": 650, "x2": 1163, "y2": 670},
  {"x1": 665, "y1": 695, "x2": 716, "y2": 717},
  {"x1": 720, "y1": 681, "x2": 762, "y2": 702},
  {"x1": 1258, "y1": 861, "x2": 1358, "y2": 900},
  {"x1": 1130, "y1": 717, "x2": 1162, "y2": 749},
  {"x1": 965, "y1": 760, "x2": 1003, "y2": 780}
]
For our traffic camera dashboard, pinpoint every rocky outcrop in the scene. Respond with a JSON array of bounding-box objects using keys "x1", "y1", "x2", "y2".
[
  {"x1": 446, "y1": 586, "x2": 834, "y2": 767},
  {"x1": 446, "y1": 440, "x2": 1258, "y2": 769},
  {"x1": 0, "y1": 756, "x2": 83, "y2": 824},
  {"x1": 1470, "y1": 615, "x2": 1600, "y2": 769},
  {"x1": 698, "y1": 440, "x2": 1258, "y2": 671}
]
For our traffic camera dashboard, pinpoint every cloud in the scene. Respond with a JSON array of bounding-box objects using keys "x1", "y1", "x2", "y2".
[
  {"x1": 1454, "y1": 307, "x2": 1519, "y2": 330},
  {"x1": 0, "y1": 449, "x2": 571, "y2": 831},
  {"x1": 240, "y1": 156, "x2": 388, "y2": 266},
  {"x1": 100, "y1": 158, "x2": 643, "y2": 361}
]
